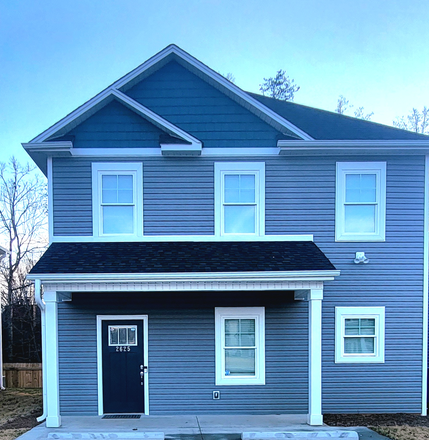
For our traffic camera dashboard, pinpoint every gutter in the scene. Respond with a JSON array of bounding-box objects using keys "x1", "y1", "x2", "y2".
[{"x1": 34, "y1": 279, "x2": 47, "y2": 423}]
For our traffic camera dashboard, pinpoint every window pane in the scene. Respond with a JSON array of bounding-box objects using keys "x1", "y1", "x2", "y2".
[
  {"x1": 344, "y1": 205, "x2": 375, "y2": 233},
  {"x1": 346, "y1": 174, "x2": 376, "y2": 203},
  {"x1": 128, "y1": 327, "x2": 137, "y2": 345},
  {"x1": 119, "y1": 328, "x2": 127, "y2": 345},
  {"x1": 224, "y1": 174, "x2": 255, "y2": 203},
  {"x1": 109, "y1": 327, "x2": 118, "y2": 345},
  {"x1": 345, "y1": 319, "x2": 360, "y2": 335},
  {"x1": 360, "y1": 319, "x2": 376, "y2": 335},
  {"x1": 225, "y1": 319, "x2": 255, "y2": 347},
  {"x1": 225, "y1": 349, "x2": 255, "y2": 376},
  {"x1": 102, "y1": 175, "x2": 117, "y2": 189},
  {"x1": 102, "y1": 176, "x2": 118, "y2": 203},
  {"x1": 103, "y1": 206, "x2": 134, "y2": 234},
  {"x1": 224, "y1": 205, "x2": 255, "y2": 233},
  {"x1": 344, "y1": 337, "x2": 375, "y2": 354}
]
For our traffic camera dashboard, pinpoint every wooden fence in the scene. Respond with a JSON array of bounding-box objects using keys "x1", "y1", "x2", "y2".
[{"x1": 3, "y1": 363, "x2": 42, "y2": 388}]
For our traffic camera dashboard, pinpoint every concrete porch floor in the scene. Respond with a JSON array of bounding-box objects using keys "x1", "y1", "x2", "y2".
[{"x1": 14, "y1": 415, "x2": 380, "y2": 440}]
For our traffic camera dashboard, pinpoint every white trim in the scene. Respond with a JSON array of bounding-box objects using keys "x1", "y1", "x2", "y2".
[
  {"x1": 29, "y1": 45, "x2": 312, "y2": 145},
  {"x1": 215, "y1": 307, "x2": 265, "y2": 386},
  {"x1": 44, "y1": 291, "x2": 61, "y2": 427},
  {"x1": 96, "y1": 315, "x2": 149, "y2": 415},
  {"x1": 308, "y1": 288, "x2": 323, "y2": 426},
  {"x1": 422, "y1": 155, "x2": 429, "y2": 415},
  {"x1": 29, "y1": 270, "x2": 339, "y2": 283},
  {"x1": 69, "y1": 147, "x2": 282, "y2": 157},
  {"x1": 160, "y1": 144, "x2": 202, "y2": 156},
  {"x1": 278, "y1": 139, "x2": 429, "y2": 156},
  {"x1": 335, "y1": 306, "x2": 385, "y2": 363},
  {"x1": 336, "y1": 162, "x2": 386, "y2": 242},
  {"x1": 92, "y1": 162, "x2": 143, "y2": 238},
  {"x1": 49, "y1": 234, "x2": 313, "y2": 243},
  {"x1": 47, "y1": 157, "x2": 54, "y2": 243},
  {"x1": 22, "y1": 141, "x2": 73, "y2": 154},
  {"x1": 214, "y1": 162, "x2": 265, "y2": 237}
]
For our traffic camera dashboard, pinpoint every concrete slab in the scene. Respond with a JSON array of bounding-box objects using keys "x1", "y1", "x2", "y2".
[{"x1": 242, "y1": 432, "x2": 358, "y2": 439}]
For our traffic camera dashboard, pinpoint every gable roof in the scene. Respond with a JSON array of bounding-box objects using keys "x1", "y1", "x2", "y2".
[
  {"x1": 248, "y1": 92, "x2": 429, "y2": 141},
  {"x1": 29, "y1": 241, "x2": 335, "y2": 276},
  {"x1": 29, "y1": 45, "x2": 312, "y2": 144}
]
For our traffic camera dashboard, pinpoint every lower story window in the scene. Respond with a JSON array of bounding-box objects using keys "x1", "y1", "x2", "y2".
[
  {"x1": 335, "y1": 306, "x2": 385, "y2": 363},
  {"x1": 215, "y1": 307, "x2": 265, "y2": 385}
]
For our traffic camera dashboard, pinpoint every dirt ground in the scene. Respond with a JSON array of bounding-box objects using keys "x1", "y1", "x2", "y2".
[
  {"x1": 325, "y1": 413, "x2": 429, "y2": 440},
  {"x1": 0, "y1": 388, "x2": 42, "y2": 440}
]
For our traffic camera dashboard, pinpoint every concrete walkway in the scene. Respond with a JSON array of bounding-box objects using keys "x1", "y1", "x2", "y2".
[{"x1": 15, "y1": 415, "x2": 387, "y2": 440}]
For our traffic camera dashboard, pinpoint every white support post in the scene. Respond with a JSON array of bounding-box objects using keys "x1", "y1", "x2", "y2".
[
  {"x1": 308, "y1": 288, "x2": 323, "y2": 426},
  {"x1": 44, "y1": 290, "x2": 61, "y2": 428}
]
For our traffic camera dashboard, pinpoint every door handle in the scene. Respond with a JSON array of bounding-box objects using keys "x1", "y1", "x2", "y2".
[{"x1": 140, "y1": 371, "x2": 144, "y2": 378}]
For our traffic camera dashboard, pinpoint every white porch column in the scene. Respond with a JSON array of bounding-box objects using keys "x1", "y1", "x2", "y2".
[
  {"x1": 44, "y1": 290, "x2": 61, "y2": 428},
  {"x1": 308, "y1": 288, "x2": 323, "y2": 426}
]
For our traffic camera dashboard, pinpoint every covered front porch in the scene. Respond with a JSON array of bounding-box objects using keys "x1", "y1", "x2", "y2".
[{"x1": 28, "y1": 240, "x2": 340, "y2": 428}]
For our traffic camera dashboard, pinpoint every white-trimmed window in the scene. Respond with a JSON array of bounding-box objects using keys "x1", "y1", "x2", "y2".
[
  {"x1": 215, "y1": 307, "x2": 265, "y2": 385},
  {"x1": 92, "y1": 163, "x2": 143, "y2": 237},
  {"x1": 215, "y1": 162, "x2": 265, "y2": 236},
  {"x1": 335, "y1": 306, "x2": 385, "y2": 363},
  {"x1": 336, "y1": 162, "x2": 386, "y2": 241}
]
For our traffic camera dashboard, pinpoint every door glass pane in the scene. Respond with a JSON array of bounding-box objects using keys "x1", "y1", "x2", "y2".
[
  {"x1": 103, "y1": 206, "x2": 134, "y2": 234},
  {"x1": 344, "y1": 205, "x2": 375, "y2": 233},
  {"x1": 224, "y1": 205, "x2": 255, "y2": 233},
  {"x1": 128, "y1": 327, "x2": 137, "y2": 345},
  {"x1": 109, "y1": 327, "x2": 119, "y2": 345},
  {"x1": 225, "y1": 349, "x2": 255, "y2": 375},
  {"x1": 119, "y1": 328, "x2": 127, "y2": 345},
  {"x1": 344, "y1": 337, "x2": 375, "y2": 354}
]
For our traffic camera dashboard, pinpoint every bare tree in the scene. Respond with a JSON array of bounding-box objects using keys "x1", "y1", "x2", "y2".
[
  {"x1": 260, "y1": 69, "x2": 300, "y2": 101},
  {"x1": 393, "y1": 107, "x2": 429, "y2": 134},
  {"x1": 0, "y1": 157, "x2": 47, "y2": 362},
  {"x1": 335, "y1": 95, "x2": 373, "y2": 121}
]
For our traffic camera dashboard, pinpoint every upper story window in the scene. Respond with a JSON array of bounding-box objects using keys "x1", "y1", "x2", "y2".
[
  {"x1": 215, "y1": 162, "x2": 265, "y2": 236},
  {"x1": 92, "y1": 163, "x2": 143, "y2": 237},
  {"x1": 336, "y1": 162, "x2": 386, "y2": 241}
]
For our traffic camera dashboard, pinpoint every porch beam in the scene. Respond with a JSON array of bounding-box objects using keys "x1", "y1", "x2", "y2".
[
  {"x1": 44, "y1": 290, "x2": 61, "y2": 428},
  {"x1": 308, "y1": 288, "x2": 323, "y2": 426}
]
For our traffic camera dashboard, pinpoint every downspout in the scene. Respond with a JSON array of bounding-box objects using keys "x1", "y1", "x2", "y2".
[{"x1": 35, "y1": 279, "x2": 47, "y2": 423}]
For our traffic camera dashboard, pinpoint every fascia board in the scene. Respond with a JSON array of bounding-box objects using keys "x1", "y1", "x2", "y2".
[
  {"x1": 28, "y1": 270, "x2": 341, "y2": 283},
  {"x1": 22, "y1": 141, "x2": 73, "y2": 155}
]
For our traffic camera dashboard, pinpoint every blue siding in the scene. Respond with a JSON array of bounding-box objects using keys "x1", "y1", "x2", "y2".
[
  {"x1": 67, "y1": 100, "x2": 165, "y2": 149},
  {"x1": 125, "y1": 61, "x2": 285, "y2": 148},
  {"x1": 58, "y1": 292, "x2": 308, "y2": 415}
]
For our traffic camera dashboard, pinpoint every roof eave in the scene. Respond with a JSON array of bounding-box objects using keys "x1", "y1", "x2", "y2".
[{"x1": 278, "y1": 139, "x2": 429, "y2": 155}]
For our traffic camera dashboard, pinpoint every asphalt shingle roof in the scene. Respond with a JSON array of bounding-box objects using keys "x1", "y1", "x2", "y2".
[
  {"x1": 30, "y1": 241, "x2": 335, "y2": 275},
  {"x1": 248, "y1": 92, "x2": 429, "y2": 141}
]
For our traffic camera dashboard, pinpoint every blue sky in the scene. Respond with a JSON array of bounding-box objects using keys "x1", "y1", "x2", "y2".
[{"x1": 1, "y1": 0, "x2": 428, "y2": 165}]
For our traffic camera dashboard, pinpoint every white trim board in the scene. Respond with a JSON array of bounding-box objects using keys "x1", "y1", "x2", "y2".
[
  {"x1": 29, "y1": 44, "x2": 312, "y2": 144},
  {"x1": 49, "y1": 234, "x2": 314, "y2": 243},
  {"x1": 96, "y1": 315, "x2": 149, "y2": 415},
  {"x1": 422, "y1": 155, "x2": 429, "y2": 415}
]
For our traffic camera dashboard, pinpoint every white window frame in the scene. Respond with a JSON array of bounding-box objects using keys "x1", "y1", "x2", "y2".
[
  {"x1": 215, "y1": 307, "x2": 265, "y2": 385},
  {"x1": 92, "y1": 163, "x2": 143, "y2": 238},
  {"x1": 214, "y1": 162, "x2": 265, "y2": 237},
  {"x1": 336, "y1": 162, "x2": 386, "y2": 242},
  {"x1": 335, "y1": 306, "x2": 385, "y2": 363}
]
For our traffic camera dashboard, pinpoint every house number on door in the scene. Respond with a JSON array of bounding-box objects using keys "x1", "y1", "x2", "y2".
[{"x1": 116, "y1": 346, "x2": 131, "y2": 352}]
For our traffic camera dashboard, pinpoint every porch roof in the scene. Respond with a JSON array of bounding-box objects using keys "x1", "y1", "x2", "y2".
[{"x1": 30, "y1": 241, "x2": 335, "y2": 275}]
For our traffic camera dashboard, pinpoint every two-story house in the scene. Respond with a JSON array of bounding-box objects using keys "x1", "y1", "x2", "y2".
[{"x1": 24, "y1": 45, "x2": 429, "y2": 428}]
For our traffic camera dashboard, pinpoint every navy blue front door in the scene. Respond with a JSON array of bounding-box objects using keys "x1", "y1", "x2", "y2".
[{"x1": 102, "y1": 320, "x2": 144, "y2": 413}]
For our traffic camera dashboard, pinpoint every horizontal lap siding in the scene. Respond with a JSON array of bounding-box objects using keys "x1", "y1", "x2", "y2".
[
  {"x1": 264, "y1": 155, "x2": 425, "y2": 413},
  {"x1": 58, "y1": 292, "x2": 308, "y2": 415},
  {"x1": 126, "y1": 61, "x2": 286, "y2": 148}
]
